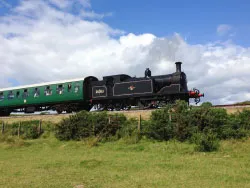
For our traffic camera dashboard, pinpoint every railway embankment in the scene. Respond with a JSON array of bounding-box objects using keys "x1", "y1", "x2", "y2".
[{"x1": 1, "y1": 104, "x2": 250, "y2": 123}]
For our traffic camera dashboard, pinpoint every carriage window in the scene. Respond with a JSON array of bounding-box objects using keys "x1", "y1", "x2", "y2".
[
  {"x1": 16, "y1": 91, "x2": 20, "y2": 98},
  {"x1": 45, "y1": 86, "x2": 52, "y2": 96},
  {"x1": 8, "y1": 91, "x2": 14, "y2": 100},
  {"x1": 57, "y1": 84, "x2": 63, "y2": 95},
  {"x1": 68, "y1": 84, "x2": 72, "y2": 92},
  {"x1": 33, "y1": 88, "x2": 40, "y2": 97},
  {"x1": 0, "y1": 92, "x2": 4, "y2": 101},
  {"x1": 74, "y1": 85, "x2": 80, "y2": 93},
  {"x1": 23, "y1": 89, "x2": 29, "y2": 98}
]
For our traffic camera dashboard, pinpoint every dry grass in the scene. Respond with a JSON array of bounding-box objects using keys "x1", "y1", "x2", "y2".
[
  {"x1": 108, "y1": 110, "x2": 152, "y2": 120},
  {"x1": 220, "y1": 107, "x2": 250, "y2": 114},
  {"x1": 0, "y1": 110, "x2": 152, "y2": 124},
  {"x1": 0, "y1": 114, "x2": 70, "y2": 124}
]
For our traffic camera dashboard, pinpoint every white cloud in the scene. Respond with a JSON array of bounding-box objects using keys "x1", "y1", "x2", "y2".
[
  {"x1": 0, "y1": 0, "x2": 250, "y2": 105},
  {"x1": 217, "y1": 24, "x2": 232, "y2": 36},
  {"x1": 78, "y1": 0, "x2": 91, "y2": 8},
  {"x1": 48, "y1": 0, "x2": 71, "y2": 9},
  {"x1": 47, "y1": 0, "x2": 91, "y2": 9},
  {"x1": 81, "y1": 10, "x2": 113, "y2": 19}
]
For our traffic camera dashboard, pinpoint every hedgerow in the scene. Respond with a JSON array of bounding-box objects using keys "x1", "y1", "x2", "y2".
[
  {"x1": 4, "y1": 100, "x2": 249, "y2": 152},
  {"x1": 4, "y1": 120, "x2": 43, "y2": 139},
  {"x1": 146, "y1": 100, "x2": 250, "y2": 151}
]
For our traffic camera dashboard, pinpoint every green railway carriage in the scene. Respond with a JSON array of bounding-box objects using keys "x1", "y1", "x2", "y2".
[{"x1": 0, "y1": 77, "x2": 95, "y2": 116}]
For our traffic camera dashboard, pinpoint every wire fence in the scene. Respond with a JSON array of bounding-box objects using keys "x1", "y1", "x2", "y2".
[{"x1": 1, "y1": 120, "x2": 54, "y2": 139}]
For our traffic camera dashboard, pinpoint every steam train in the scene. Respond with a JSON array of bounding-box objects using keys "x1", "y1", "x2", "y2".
[{"x1": 0, "y1": 62, "x2": 204, "y2": 116}]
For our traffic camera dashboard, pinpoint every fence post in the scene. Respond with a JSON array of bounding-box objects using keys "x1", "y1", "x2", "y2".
[
  {"x1": 38, "y1": 120, "x2": 42, "y2": 135},
  {"x1": 18, "y1": 122, "x2": 21, "y2": 138},
  {"x1": 169, "y1": 113, "x2": 172, "y2": 122},
  {"x1": 108, "y1": 116, "x2": 111, "y2": 124},
  {"x1": 138, "y1": 114, "x2": 141, "y2": 133},
  {"x1": 1, "y1": 121, "x2": 4, "y2": 134}
]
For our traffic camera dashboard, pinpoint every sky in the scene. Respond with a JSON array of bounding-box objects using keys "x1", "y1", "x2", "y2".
[{"x1": 0, "y1": 0, "x2": 250, "y2": 105}]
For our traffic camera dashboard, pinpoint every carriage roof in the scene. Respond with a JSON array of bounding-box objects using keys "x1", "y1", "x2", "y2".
[{"x1": 0, "y1": 77, "x2": 85, "y2": 92}]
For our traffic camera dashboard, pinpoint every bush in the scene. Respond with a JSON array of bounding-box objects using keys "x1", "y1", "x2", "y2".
[
  {"x1": 220, "y1": 114, "x2": 249, "y2": 139},
  {"x1": 172, "y1": 100, "x2": 193, "y2": 141},
  {"x1": 147, "y1": 100, "x2": 250, "y2": 145},
  {"x1": 146, "y1": 105, "x2": 174, "y2": 141},
  {"x1": 238, "y1": 109, "x2": 250, "y2": 130},
  {"x1": 193, "y1": 131, "x2": 220, "y2": 152},
  {"x1": 188, "y1": 104, "x2": 244, "y2": 140},
  {"x1": 55, "y1": 111, "x2": 127, "y2": 141},
  {"x1": 148, "y1": 100, "x2": 200, "y2": 141},
  {"x1": 55, "y1": 111, "x2": 102, "y2": 141}
]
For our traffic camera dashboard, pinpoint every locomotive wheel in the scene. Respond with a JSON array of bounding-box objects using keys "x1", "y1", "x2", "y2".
[
  {"x1": 107, "y1": 107, "x2": 114, "y2": 111},
  {"x1": 0, "y1": 110, "x2": 11, "y2": 116},
  {"x1": 56, "y1": 109, "x2": 63, "y2": 114},
  {"x1": 114, "y1": 104, "x2": 122, "y2": 111},
  {"x1": 138, "y1": 101, "x2": 143, "y2": 110},
  {"x1": 0, "y1": 112, "x2": 10, "y2": 117},
  {"x1": 123, "y1": 105, "x2": 131, "y2": 111}
]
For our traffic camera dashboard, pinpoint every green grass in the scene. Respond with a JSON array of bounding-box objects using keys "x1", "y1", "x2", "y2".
[{"x1": 0, "y1": 135, "x2": 250, "y2": 188}]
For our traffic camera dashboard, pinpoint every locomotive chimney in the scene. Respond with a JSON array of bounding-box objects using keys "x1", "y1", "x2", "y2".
[{"x1": 175, "y1": 62, "x2": 182, "y2": 73}]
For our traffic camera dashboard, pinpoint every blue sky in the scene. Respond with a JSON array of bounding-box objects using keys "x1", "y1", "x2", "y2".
[
  {"x1": 1, "y1": 0, "x2": 250, "y2": 46},
  {"x1": 1, "y1": 0, "x2": 250, "y2": 104},
  {"x1": 92, "y1": 0, "x2": 250, "y2": 46}
]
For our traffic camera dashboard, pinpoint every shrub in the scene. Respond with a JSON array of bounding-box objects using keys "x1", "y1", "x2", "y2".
[
  {"x1": 55, "y1": 111, "x2": 127, "y2": 141},
  {"x1": 148, "y1": 100, "x2": 197, "y2": 142},
  {"x1": 238, "y1": 109, "x2": 250, "y2": 130},
  {"x1": 172, "y1": 100, "x2": 193, "y2": 141},
  {"x1": 147, "y1": 105, "x2": 174, "y2": 141},
  {"x1": 194, "y1": 130, "x2": 220, "y2": 152},
  {"x1": 220, "y1": 114, "x2": 248, "y2": 139},
  {"x1": 55, "y1": 111, "x2": 98, "y2": 141}
]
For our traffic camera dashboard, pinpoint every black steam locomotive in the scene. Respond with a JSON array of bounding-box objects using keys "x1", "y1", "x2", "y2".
[{"x1": 88, "y1": 62, "x2": 204, "y2": 110}]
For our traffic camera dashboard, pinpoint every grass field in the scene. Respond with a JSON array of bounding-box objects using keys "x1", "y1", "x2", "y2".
[{"x1": 0, "y1": 135, "x2": 250, "y2": 188}]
